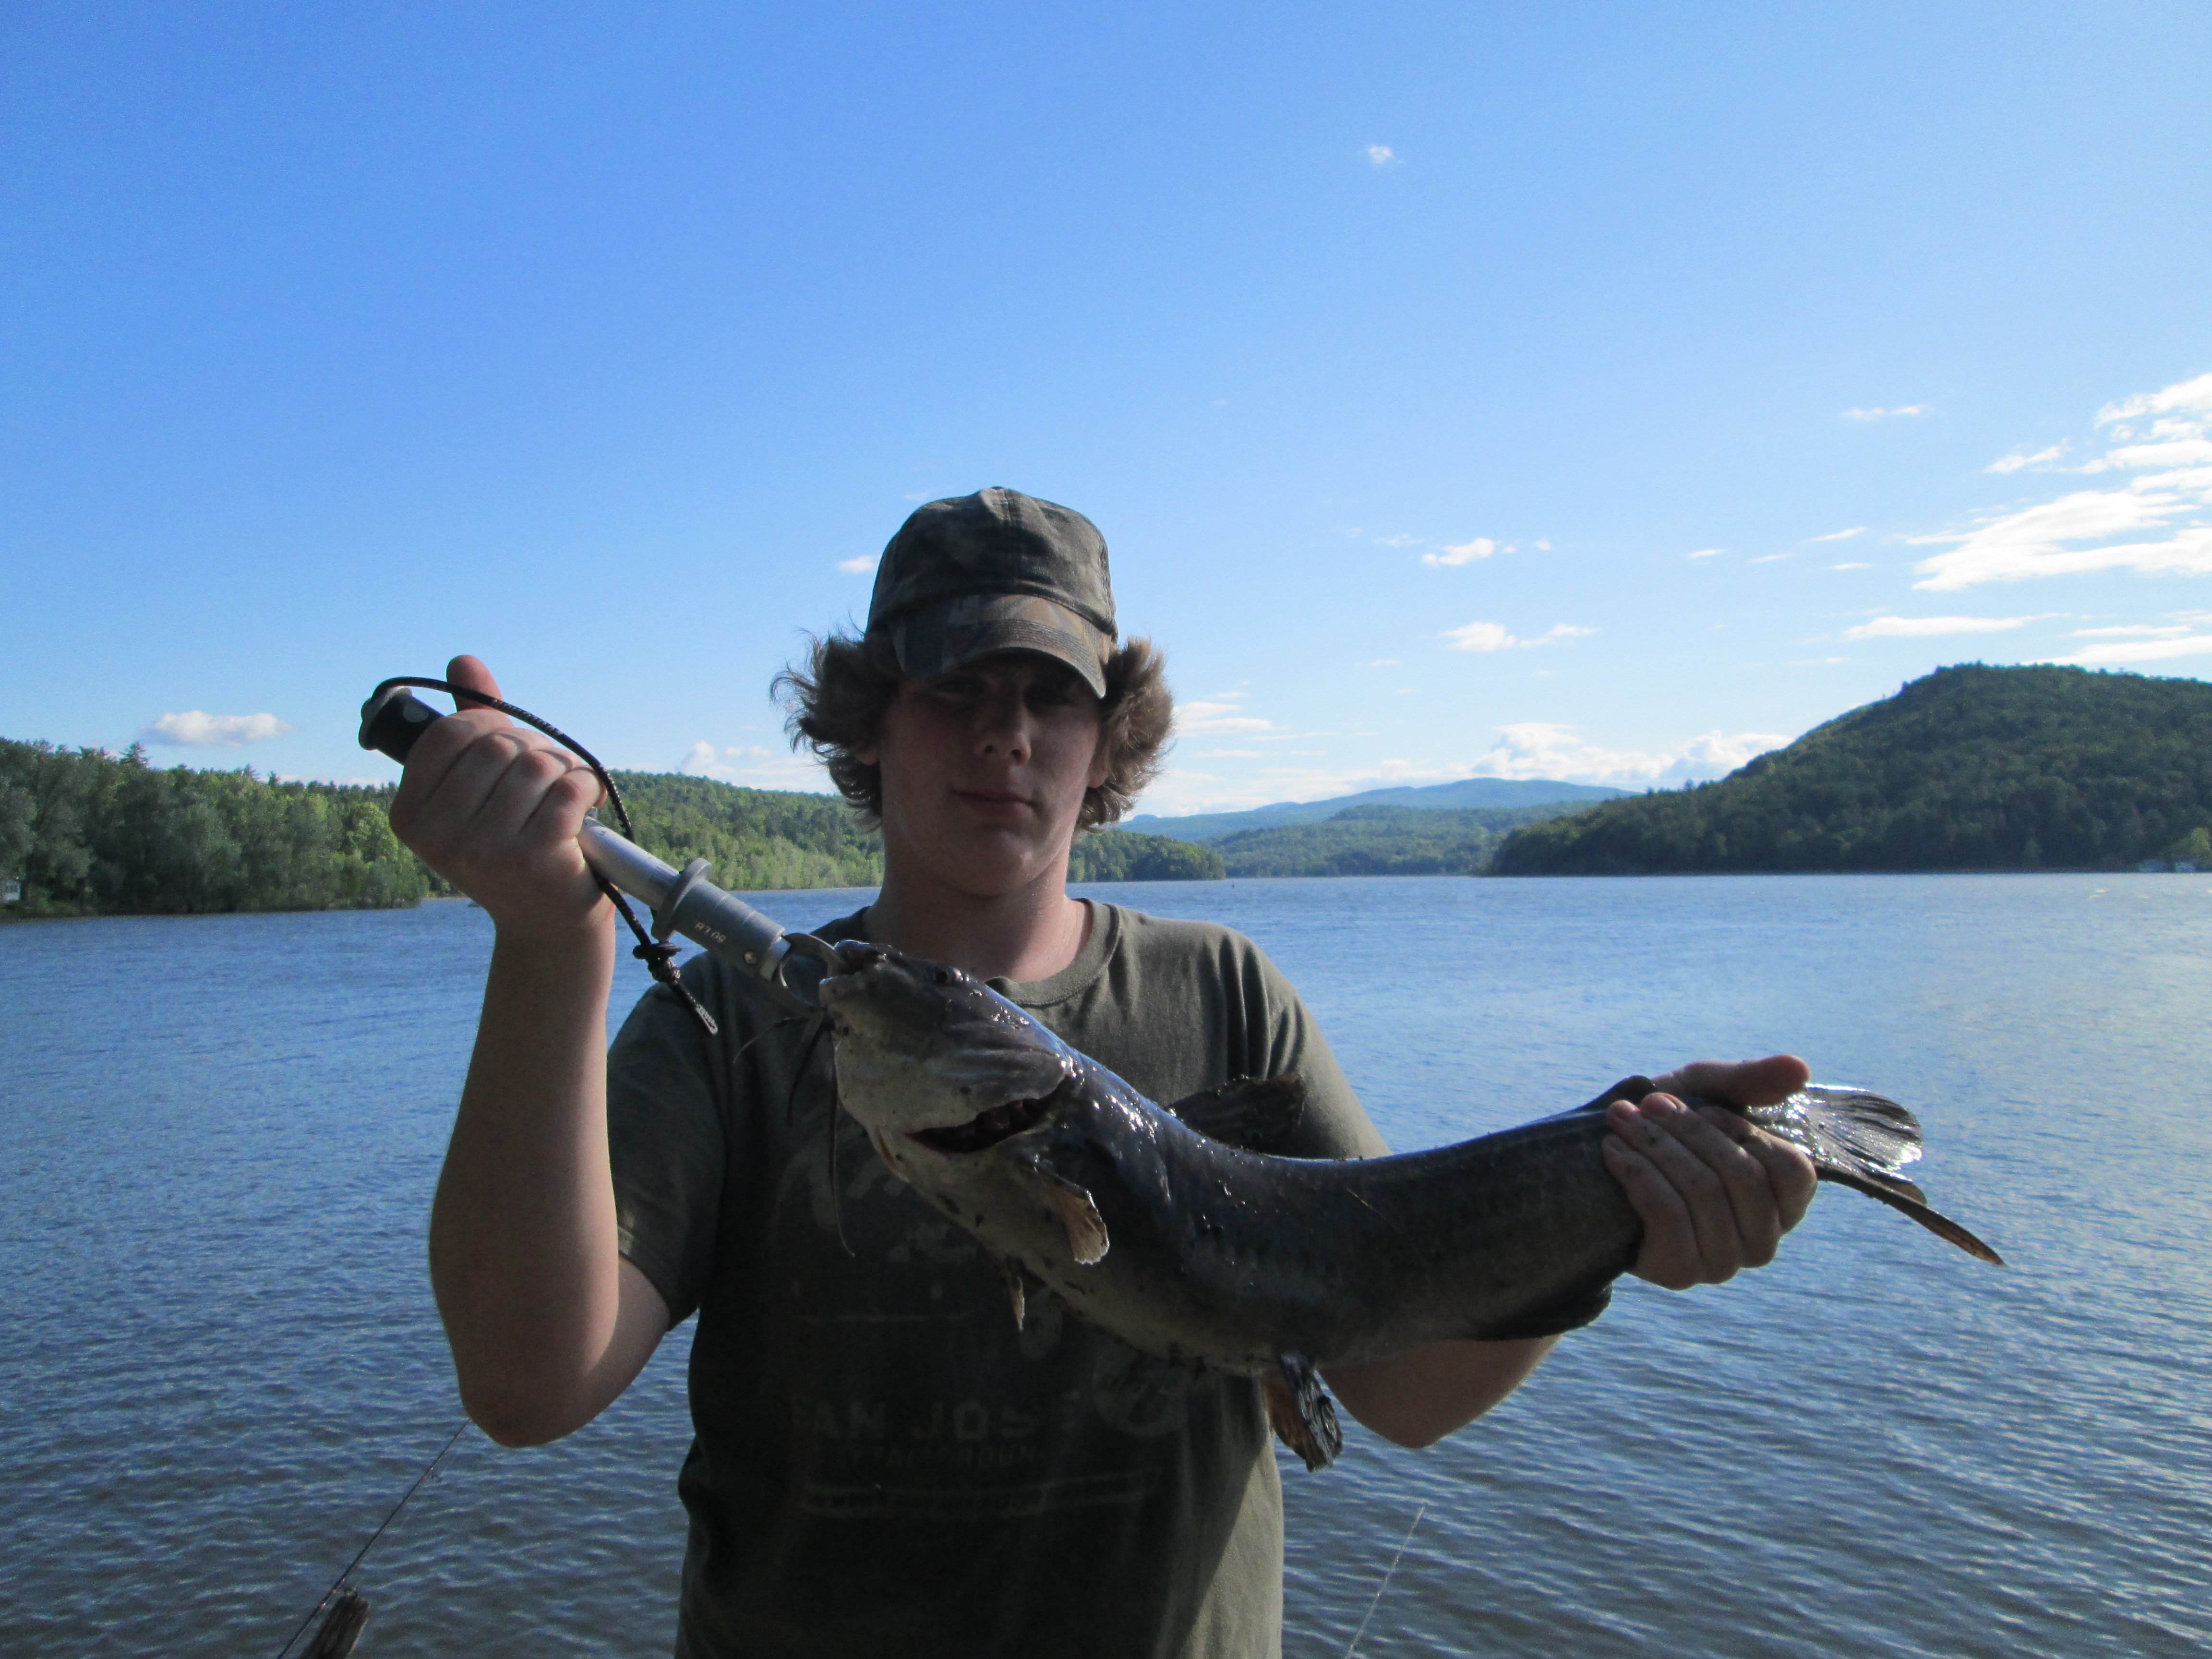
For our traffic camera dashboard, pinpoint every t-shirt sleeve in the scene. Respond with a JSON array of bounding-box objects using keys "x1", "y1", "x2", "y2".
[
  {"x1": 605, "y1": 964, "x2": 732, "y2": 1328},
  {"x1": 1242, "y1": 944, "x2": 1393, "y2": 1162}
]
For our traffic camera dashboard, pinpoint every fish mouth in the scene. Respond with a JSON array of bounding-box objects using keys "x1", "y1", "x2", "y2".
[{"x1": 911, "y1": 1095, "x2": 1053, "y2": 1154}]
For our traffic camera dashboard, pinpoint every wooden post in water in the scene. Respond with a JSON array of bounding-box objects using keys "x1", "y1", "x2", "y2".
[{"x1": 301, "y1": 1588, "x2": 370, "y2": 1659}]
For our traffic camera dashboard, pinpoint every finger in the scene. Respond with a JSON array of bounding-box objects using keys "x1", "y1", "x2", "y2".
[
  {"x1": 469, "y1": 737, "x2": 592, "y2": 845},
  {"x1": 1650, "y1": 1054, "x2": 1810, "y2": 1110},
  {"x1": 447, "y1": 653, "x2": 509, "y2": 720},
  {"x1": 390, "y1": 706, "x2": 519, "y2": 833},
  {"x1": 388, "y1": 656, "x2": 517, "y2": 821},
  {"x1": 511, "y1": 749, "x2": 604, "y2": 846},
  {"x1": 1680, "y1": 1107, "x2": 1789, "y2": 1266},
  {"x1": 404, "y1": 726, "x2": 548, "y2": 853},
  {"x1": 1600, "y1": 1133, "x2": 1702, "y2": 1290},
  {"x1": 440, "y1": 655, "x2": 601, "y2": 812},
  {"x1": 1611, "y1": 1096, "x2": 1740, "y2": 1281},
  {"x1": 1723, "y1": 1122, "x2": 1818, "y2": 1235}
]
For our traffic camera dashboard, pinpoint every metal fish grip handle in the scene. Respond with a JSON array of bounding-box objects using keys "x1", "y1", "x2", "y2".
[
  {"x1": 582, "y1": 820, "x2": 842, "y2": 1014},
  {"x1": 360, "y1": 680, "x2": 838, "y2": 1017}
]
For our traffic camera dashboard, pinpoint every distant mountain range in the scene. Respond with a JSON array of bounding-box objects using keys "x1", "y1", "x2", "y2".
[{"x1": 1125, "y1": 777, "x2": 1631, "y2": 843}]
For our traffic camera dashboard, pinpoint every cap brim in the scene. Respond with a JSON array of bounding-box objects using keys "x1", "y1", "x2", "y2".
[{"x1": 887, "y1": 592, "x2": 1113, "y2": 697}]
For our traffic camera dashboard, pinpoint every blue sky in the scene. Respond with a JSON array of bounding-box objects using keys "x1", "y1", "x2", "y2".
[{"x1": 7, "y1": 3, "x2": 2209, "y2": 814}]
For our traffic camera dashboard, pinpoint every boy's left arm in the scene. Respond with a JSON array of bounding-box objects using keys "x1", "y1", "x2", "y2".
[{"x1": 1326, "y1": 1055, "x2": 1818, "y2": 1447}]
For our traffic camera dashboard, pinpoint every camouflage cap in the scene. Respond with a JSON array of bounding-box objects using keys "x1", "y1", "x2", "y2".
[{"x1": 866, "y1": 488, "x2": 1118, "y2": 697}]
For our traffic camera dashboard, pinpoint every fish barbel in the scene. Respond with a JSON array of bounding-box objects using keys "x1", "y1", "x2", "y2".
[{"x1": 817, "y1": 940, "x2": 2002, "y2": 1469}]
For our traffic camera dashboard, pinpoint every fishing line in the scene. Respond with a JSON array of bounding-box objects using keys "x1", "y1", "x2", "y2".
[
  {"x1": 784, "y1": 1014, "x2": 857, "y2": 1257},
  {"x1": 272, "y1": 1421, "x2": 471, "y2": 1659},
  {"x1": 1342, "y1": 1500, "x2": 1427, "y2": 1659}
]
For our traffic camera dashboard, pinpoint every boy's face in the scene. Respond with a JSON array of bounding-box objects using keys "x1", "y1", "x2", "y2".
[{"x1": 863, "y1": 650, "x2": 1111, "y2": 900}]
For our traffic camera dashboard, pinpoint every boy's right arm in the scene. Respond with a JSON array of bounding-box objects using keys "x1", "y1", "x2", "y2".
[{"x1": 392, "y1": 654, "x2": 669, "y2": 1447}]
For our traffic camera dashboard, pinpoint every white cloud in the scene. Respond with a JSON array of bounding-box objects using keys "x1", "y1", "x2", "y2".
[
  {"x1": 1911, "y1": 488, "x2": 2212, "y2": 589},
  {"x1": 1466, "y1": 722, "x2": 1791, "y2": 787},
  {"x1": 2042, "y1": 633, "x2": 2212, "y2": 666},
  {"x1": 1988, "y1": 443, "x2": 2068, "y2": 474},
  {"x1": 2096, "y1": 371, "x2": 2212, "y2": 425},
  {"x1": 1443, "y1": 621, "x2": 1594, "y2": 652},
  {"x1": 1843, "y1": 405, "x2": 1930, "y2": 420},
  {"x1": 142, "y1": 711, "x2": 295, "y2": 747},
  {"x1": 1365, "y1": 144, "x2": 1399, "y2": 167},
  {"x1": 1749, "y1": 553, "x2": 1792, "y2": 565},
  {"x1": 1843, "y1": 614, "x2": 2048, "y2": 640},
  {"x1": 837, "y1": 553, "x2": 881, "y2": 574},
  {"x1": 680, "y1": 741, "x2": 831, "y2": 790},
  {"x1": 1532, "y1": 538, "x2": 1552, "y2": 551},
  {"x1": 1686, "y1": 547, "x2": 1723, "y2": 559},
  {"x1": 2071, "y1": 623, "x2": 2191, "y2": 637},
  {"x1": 1131, "y1": 721, "x2": 1793, "y2": 814},
  {"x1": 1830, "y1": 562, "x2": 1874, "y2": 570},
  {"x1": 1911, "y1": 372, "x2": 2212, "y2": 591},
  {"x1": 1364, "y1": 657, "x2": 1401, "y2": 667},
  {"x1": 1422, "y1": 536, "x2": 1501, "y2": 567},
  {"x1": 1174, "y1": 695, "x2": 1278, "y2": 734},
  {"x1": 1443, "y1": 621, "x2": 1514, "y2": 652},
  {"x1": 1811, "y1": 526, "x2": 1867, "y2": 542},
  {"x1": 2082, "y1": 428, "x2": 2212, "y2": 473}
]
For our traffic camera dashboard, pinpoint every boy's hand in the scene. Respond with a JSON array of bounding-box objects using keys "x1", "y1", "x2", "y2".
[
  {"x1": 387, "y1": 655, "x2": 609, "y2": 942},
  {"x1": 1601, "y1": 1055, "x2": 1818, "y2": 1289}
]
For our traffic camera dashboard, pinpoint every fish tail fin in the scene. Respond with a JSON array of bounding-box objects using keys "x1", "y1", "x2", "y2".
[{"x1": 1746, "y1": 1086, "x2": 2005, "y2": 1266}]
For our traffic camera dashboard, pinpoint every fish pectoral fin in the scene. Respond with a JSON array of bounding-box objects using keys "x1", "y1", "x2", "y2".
[
  {"x1": 1474, "y1": 1280, "x2": 1619, "y2": 1341},
  {"x1": 984, "y1": 1250, "x2": 1041, "y2": 1329},
  {"x1": 1263, "y1": 1352, "x2": 1343, "y2": 1473},
  {"x1": 1165, "y1": 1075, "x2": 1308, "y2": 1151},
  {"x1": 1022, "y1": 1162, "x2": 1111, "y2": 1266}
]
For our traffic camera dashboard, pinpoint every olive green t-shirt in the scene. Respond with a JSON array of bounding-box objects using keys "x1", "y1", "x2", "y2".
[{"x1": 606, "y1": 901, "x2": 1388, "y2": 1659}]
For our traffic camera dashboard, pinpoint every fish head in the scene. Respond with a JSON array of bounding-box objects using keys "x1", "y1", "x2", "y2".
[{"x1": 818, "y1": 940, "x2": 1080, "y2": 1178}]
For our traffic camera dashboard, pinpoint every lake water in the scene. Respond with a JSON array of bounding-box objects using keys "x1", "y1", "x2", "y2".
[{"x1": 3, "y1": 874, "x2": 2210, "y2": 1657}]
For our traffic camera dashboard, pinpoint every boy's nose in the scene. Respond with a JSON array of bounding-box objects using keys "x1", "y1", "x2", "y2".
[{"x1": 976, "y1": 692, "x2": 1033, "y2": 756}]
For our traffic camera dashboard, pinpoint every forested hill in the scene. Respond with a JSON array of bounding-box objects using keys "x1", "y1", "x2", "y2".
[
  {"x1": 615, "y1": 771, "x2": 1219, "y2": 885},
  {"x1": 0, "y1": 741, "x2": 1213, "y2": 917},
  {"x1": 2, "y1": 740, "x2": 427, "y2": 914},
  {"x1": 1212, "y1": 802, "x2": 1593, "y2": 877},
  {"x1": 1127, "y1": 776, "x2": 1626, "y2": 843},
  {"x1": 1492, "y1": 665, "x2": 2212, "y2": 876},
  {"x1": 608, "y1": 771, "x2": 882, "y2": 891}
]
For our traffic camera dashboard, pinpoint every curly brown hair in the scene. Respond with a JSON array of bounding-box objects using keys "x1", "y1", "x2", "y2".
[{"x1": 776, "y1": 633, "x2": 1174, "y2": 831}]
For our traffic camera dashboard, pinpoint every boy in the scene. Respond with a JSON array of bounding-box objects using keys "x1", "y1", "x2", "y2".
[{"x1": 392, "y1": 488, "x2": 1813, "y2": 1657}]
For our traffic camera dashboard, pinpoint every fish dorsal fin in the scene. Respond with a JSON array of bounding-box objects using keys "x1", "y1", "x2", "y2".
[
  {"x1": 1166, "y1": 1075, "x2": 1307, "y2": 1151},
  {"x1": 1021, "y1": 1160, "x2": 1110, "y2": 1265},
  {"x1": 1571, "y1": 1075, "x2": 1659, "y2": 1115},
  {"x1": 1262, "y1": 1351, "x2": 1343, "y2": 1472}
]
